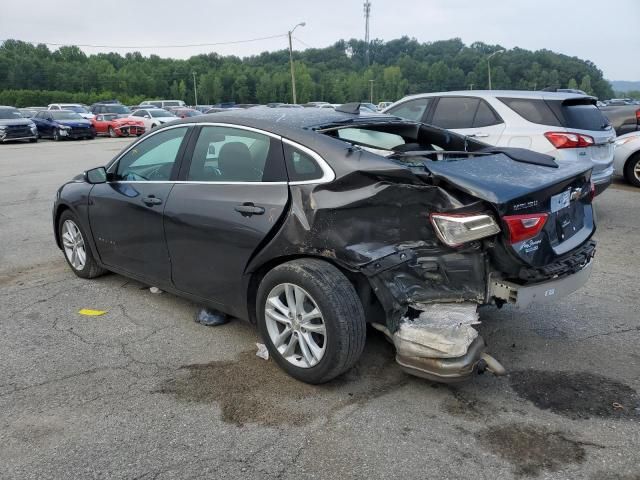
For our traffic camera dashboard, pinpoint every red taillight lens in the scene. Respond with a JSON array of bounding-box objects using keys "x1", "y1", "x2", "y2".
[
  {"x1": 635, "y1": 109, "x2": 640, "y2": 122},
  {"x1": 545, "y1": 132, "x2": 595, "y2": 149},
  {"x1": 503, "y1": 213, "x2": 548, "y2": 244},
  {"x1": 590, "y1": 181, "x2": 596, "y2": 200}
]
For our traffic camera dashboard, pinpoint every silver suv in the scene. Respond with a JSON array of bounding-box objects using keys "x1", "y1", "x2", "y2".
[{"x1": 383, "y1": 91, "x2": 615, "y2": 194}]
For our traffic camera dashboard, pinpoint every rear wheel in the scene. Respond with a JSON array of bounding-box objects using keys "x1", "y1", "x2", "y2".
[
  {"x1": 624, "y1": 153, "x2": 640, "y2": 188},
  {"x1": 257, "y1": 259, "x2": 366, "y2": 384},
  {"x1": 58, "y1": 210, "x2": 107, "y2": 279}
]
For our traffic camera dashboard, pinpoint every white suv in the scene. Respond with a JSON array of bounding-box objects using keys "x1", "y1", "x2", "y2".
[
  {"x1": 383, "y1": 91, "x2": 615, "y2": 194},
  {"x1": 47, "y1": 103, "x2": 94, "y2": 120}
]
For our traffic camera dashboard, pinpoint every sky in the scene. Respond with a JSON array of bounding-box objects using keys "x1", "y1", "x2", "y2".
[{"x1": 1, "y1": 0, "x2": 638, "y2": 80}]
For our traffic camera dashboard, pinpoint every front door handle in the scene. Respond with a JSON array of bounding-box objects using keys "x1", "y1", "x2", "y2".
[
  {"x1": 469, "y1": 132, "x2": 489, "y2": 138},
  {"x1": 142, "y1": 195, "x2": 163, "y2": 206},
  {"x1": 234, "y1": 202, "x2": 265, "y2": 216}
]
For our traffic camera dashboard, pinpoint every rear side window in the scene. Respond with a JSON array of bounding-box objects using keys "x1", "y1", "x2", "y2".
[
  {"x1": 498, "y1": 98, "x2": 561, "y2": 126},
  {"x1": 431, "y1": 97, "x2": 480, "y2": 129},
  {"x1": 560, "y1": 103, "x2": 610, "y2": 131},
  {"x1": 473, "y1": 100, "x2": 503, "y2": 127},
  {"x1": 283, "y1": 144, "x2": 325, "y2": 182},
  {"x1": 386, "y1": 98, "x2": 432, "y2": 122}
]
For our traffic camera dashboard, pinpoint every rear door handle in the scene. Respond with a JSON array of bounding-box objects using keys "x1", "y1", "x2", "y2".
[
  {"x1": 234, "y1": 202, "x2": 265, "y2": 216},
  {"x1": 469, "y1": 132, "x2": 489, "y2": 138},
  {"x1": 142, "y1": 195, "x2": 163, "y2": 206}
]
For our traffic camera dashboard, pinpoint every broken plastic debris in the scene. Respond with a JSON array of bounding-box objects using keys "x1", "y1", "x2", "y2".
[
  {"x1": 78, "y1": 309, "x2": 107, "y2": 316},
  {"x1": 149, "y1": 287, "x2": 163, "y2": 294},
  {"x1": 612, "y1": 402, "x2": 624, "y2": 411},
  {"x1": 194, "y1": 307, "x2": 230, "y2": 326},
  {"x1": 256, "y1": 343, "x2": 269, "y2": 360}
]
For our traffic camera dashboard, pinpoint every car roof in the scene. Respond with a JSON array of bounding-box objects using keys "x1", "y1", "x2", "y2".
[{"x1": 398, "y1": 90, "x2": 594, "y2": 101}]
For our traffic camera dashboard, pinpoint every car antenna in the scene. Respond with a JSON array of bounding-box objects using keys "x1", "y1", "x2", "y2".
[{"x1": 335, "y1": 102, "x2": 361, "y2": 114}]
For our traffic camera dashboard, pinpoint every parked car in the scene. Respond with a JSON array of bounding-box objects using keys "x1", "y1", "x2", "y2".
[
  {"x1": 32, "y1": 110, "x2": 95, "y2": 141},
  {"x1": 193, "y1": 105, "x2": 214, "y2": 113},
  {"x1": 52, "y1": 108, "x2": 596, "y2": 384},
  {"x1": 90, "y1": 103, "x2": 132, "y2": 117},
  {"x1": 384, "y1": 90, "x2": 616, "y2": 195},
  {"x1": 130, "y1": 108, "x2": 179, "y2": 129},
  {"x1": 0, "y1": 106, "x2": 38, "y2": 143},
  {"x1": 204, "y1": 107, "x2": 241, "y2": 114},
  {"x1": 598, "y1": 102, "x2": 639, "y2": 136},
  {"x1": 170, "y1": 108, "x2": 203, "y2": 118},
  {"x1": 18, "y1": 108, "x2": 39, "y2": 118},
  {"x1": 377, "y1": 101, "x2": 393, "y2": 110},
  {"x1": 91, "y1": 114, "x2": 145, "y2": 137},
  {"x1": 613, "y1": 132, "x2": 640, "y2": 187},
  {"x1": 48, "y1": 104, "x2": 94, "y2": 120},
  {"x1": 360, "y1": 102, "x2": 378, "y2": 112},
  {"x1": 129, "y1": 104, "x2": 157, "y2": 111},
  {"x1": 142, "y1": 100, "x2": 186, "y2": 109},
  {"x1": 302, "y1": 102, "x2": 331, "y2": 108}
]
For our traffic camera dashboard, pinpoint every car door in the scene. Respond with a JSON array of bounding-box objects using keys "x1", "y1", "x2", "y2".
[
  {"x1": 163, "y1": 124, "x2": 289, "y2": 314},
  {"x1": 92, "y1": 115, "x2": 106, "y2": 134},
  {"x1": 88, "y1": 125, "x2": 192, "y2": 284},
  {"x1": 426, "y1": 96, "x2": 505, "y2": 145}
]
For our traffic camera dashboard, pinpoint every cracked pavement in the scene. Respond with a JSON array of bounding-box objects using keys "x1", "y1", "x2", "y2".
[{"x1": 1, "y1": 139, "x2": 639, "y2": 479}]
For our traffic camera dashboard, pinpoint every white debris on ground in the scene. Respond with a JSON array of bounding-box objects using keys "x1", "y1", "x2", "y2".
[
  {"x1": 393, "y1": 303, "x2": 480, "y2": 358},
  {"x1": 149, "y1": 287, "x2": 163, "y2": 294},
  {"x1": 255, "y1": 343, "x2": 270, "y2": 360}
]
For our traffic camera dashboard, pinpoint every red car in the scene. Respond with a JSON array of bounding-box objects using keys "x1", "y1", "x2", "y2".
[{"x1": 91, "y1": 114, "x2": 145, "y2": 137}]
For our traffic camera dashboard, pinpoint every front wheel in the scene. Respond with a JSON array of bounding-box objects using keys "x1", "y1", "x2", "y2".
[
  {"x1": 58, "y1": 211, "x2": 107, "y2": 279},
  {"x1": 624, "y1": 153, "x2": 640, "y2": 188},
  {"x1": 257, "y1": 259, "x2": 366, "y2": 384},
  {"x1": 53, "y1": 129, "x2": 61, "y2": 141},
  {"x1": 108, "y1": 126, "x2": 117, "y2": 138}
]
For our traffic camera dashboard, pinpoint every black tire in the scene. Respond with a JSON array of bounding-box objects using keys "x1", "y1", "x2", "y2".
[
  {"x1": 256, "y1": 259, "x2": 366, "y2": 384},
  {"x1": 29, "y1": 138, "x2": 37, "y2": 143},
  {"x1": 58, "y1": 210, "x2": 107, "y2": 279},
  {"x1": 53, "y1": 129, "x2": 61, "y2": 141},
  {"x1": 624, "y1": 152, "x2": 640, "y2": 188},
  {"x1": 108, "y1": 126, "x2": 116, "y2": 138}
]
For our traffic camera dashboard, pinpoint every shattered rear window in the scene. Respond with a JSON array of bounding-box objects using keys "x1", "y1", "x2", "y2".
[{"x1": 337, "y1": 128, "x2": 405, "y2": 150}]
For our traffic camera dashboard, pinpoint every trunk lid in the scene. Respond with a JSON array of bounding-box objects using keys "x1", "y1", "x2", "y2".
[{"x1": 424, "y1": 153, "x2": 594, "y2": 267}]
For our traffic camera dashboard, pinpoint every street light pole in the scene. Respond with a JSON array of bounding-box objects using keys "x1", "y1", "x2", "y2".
[
  {"x1": 288, "y1": 22, "x2": 306, "y2": 104},
  {"x1": 192, "y1": 71, "x2": 198, "y2": 107},
  {"x1": 369, "y1": 79, "x2": 374, "y2": 104},
  {"x1": 487, "y1": 49, "x2": 505, "y2": 90}
]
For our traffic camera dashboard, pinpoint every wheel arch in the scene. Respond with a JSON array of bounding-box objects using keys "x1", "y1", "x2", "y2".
[{"x1": 245, "y1": 254, "x2": 383, "y2": 325}]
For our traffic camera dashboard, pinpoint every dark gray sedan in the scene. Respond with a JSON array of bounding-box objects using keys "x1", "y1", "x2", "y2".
[{"x1": 52, "y1": 107, "x2": 597, "y2": 384}]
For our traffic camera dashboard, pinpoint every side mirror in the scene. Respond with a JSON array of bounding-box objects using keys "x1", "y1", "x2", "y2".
[
  {"x1": 144, "y1": 115, "x2": 151, "y2": 119},
  {"x1": 85, "y1": 166, "x2": 107, "y2": 184}
]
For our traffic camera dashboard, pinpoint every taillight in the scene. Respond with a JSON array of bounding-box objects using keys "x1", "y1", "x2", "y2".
[
  {"x1": 503, "y1": 213, "x2": 548, "y2": 244},
  {"x1": 430, "y1": 213, "x2": 501, "y2": 247},
  {"x1": 545, "y1": 132, "x2": 595, "y2": 149},
  {"x1": 635, "y1": 109, "x2": 640, "y2": 123}
]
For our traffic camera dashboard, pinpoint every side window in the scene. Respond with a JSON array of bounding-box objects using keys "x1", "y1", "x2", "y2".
[
  {"x1": 386, "y1": 98, "x2": 432, "y2": 122},
  {"x1": 473, "y1": 100, "x2": 503, "y2": 127},
  {"x1": 187, "y1": 126, "x2": 285, "y2": 182},
  {"x1": 283, "y1": 144, "x2": 324, "y2": 182},
  {"x1": 114, "y1": 127, "x2": 188, "y2": 181},
  {"x1": 497, "y1": 98, "x2": 561, "y2": 126},
  {"x1": 431, "y1": 97, "x2": 480, "y2": 129}
]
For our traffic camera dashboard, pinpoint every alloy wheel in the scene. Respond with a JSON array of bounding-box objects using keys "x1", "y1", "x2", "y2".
[
  {"x1": 634, "y1": 159, "x2": 640, "y2": 182},
  {"x1": 61, "y1": 219, "x2": 86, "y2": 270},
  {"x1": 265, "y1": 283, "x2": 327, "y2": 368}
]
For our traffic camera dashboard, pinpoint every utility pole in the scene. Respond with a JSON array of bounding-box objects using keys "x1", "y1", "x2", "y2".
[
  {"x1": 288, "y1": 22, "x2": 306, "y2": 104},
  {"x1": 364, "y1": 1, "x2": 371, "y2": 66},
  {"x1": 487, "y1": 49, "x2": 505, "y2": 90},
  {"x1": 369, "y1": 79, "x2": 374, "y2": 104},
  {"x1": 192, "y1": 71, "x2": 198, "y2": 107}
]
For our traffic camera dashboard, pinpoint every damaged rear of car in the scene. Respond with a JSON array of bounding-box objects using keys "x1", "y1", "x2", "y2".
[{"x1": 246, "y1": 109, "x2": 595, "y2": 383}]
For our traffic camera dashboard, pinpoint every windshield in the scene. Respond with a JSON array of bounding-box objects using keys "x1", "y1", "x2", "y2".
[
  {"x1": 0, "y1": 108, "x2": 23, "y2": 119},
  {"x1": 64, "y1": 105, "x2": 89, "y2": 114},
  {"x1": 105, "y1": 105, "x2": 131, "y2": 114},
  {"x1": 103, "y1": 114, "x2": 118, "y2": 121},
  {"x1": 150, "y1": 110, "x2": 174, "y2": 118},
  {"x1": 52, "y1": 111, "x2": 83, "y2": 120}
]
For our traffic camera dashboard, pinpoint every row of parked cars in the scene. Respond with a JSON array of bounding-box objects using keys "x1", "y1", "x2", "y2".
[{"x1": 2, "y1": 90, "x2": 639, "y2": 188}]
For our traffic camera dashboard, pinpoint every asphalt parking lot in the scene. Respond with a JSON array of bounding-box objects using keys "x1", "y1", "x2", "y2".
[{"x1": 1, "y1": 138, "x2": 639, "y2": 480}]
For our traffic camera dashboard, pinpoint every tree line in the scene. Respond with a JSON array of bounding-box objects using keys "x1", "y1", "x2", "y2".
[{"x1": 0, "y1": 37, "x2": 614, "y2": 107}]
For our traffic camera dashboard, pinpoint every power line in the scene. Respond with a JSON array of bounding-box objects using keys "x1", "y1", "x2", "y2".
[
  {"x1": 293, "y1": 36, "x2": 313, "y2": 49},
  {"x1": 0, "y1": 33, "x2": 288, "y2": 50}
]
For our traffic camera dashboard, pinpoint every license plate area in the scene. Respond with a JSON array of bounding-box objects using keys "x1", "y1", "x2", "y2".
[{"x1": 550, "y1": 190, "x2": 570, "y2": 213}]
